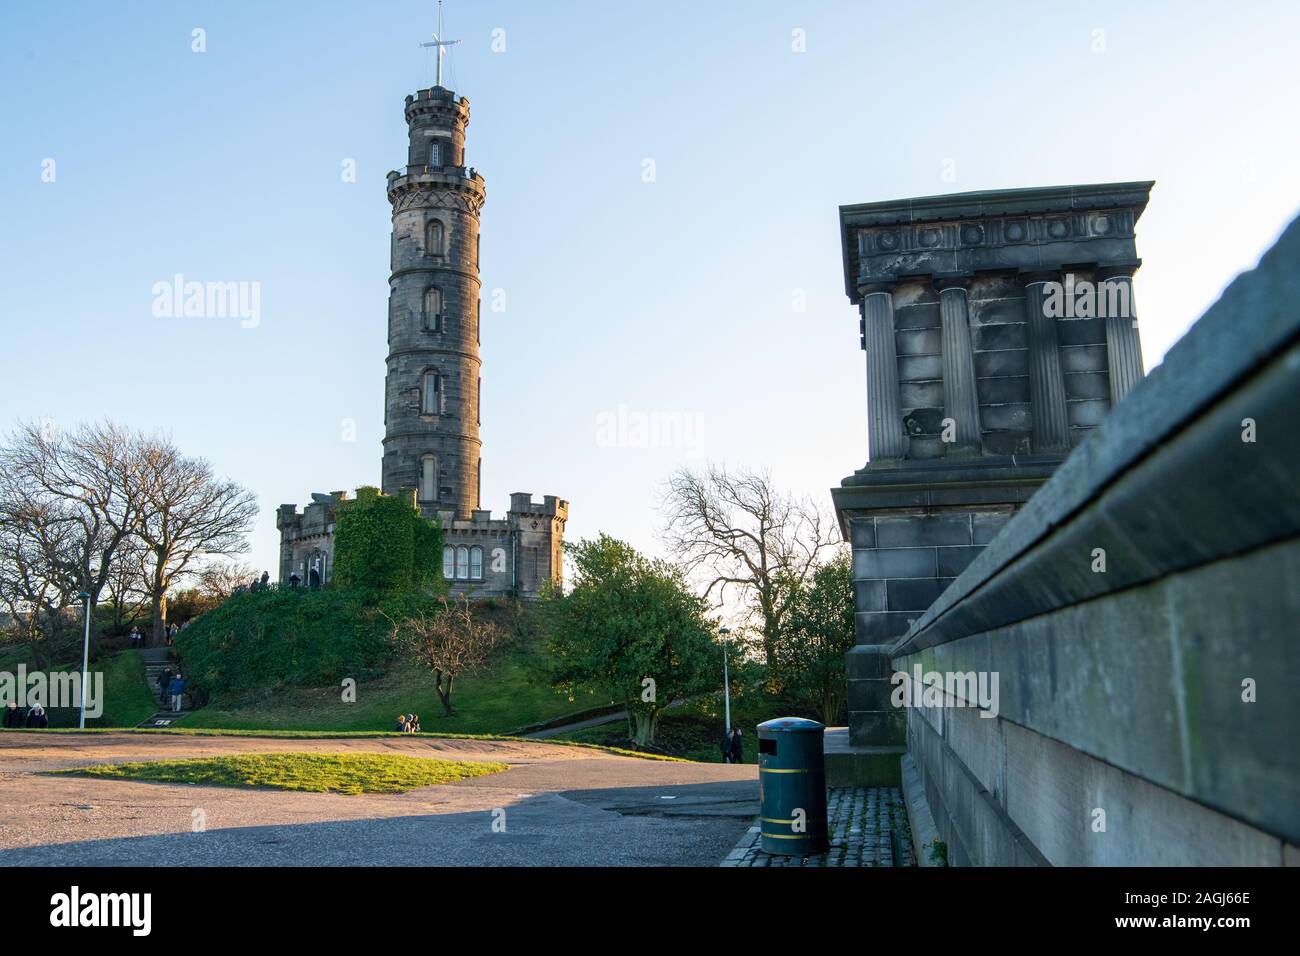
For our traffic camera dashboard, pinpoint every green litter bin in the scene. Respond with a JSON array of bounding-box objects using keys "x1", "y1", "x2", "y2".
[{"x1": 757, "y1": 717, "x2": 828, "y2": 855}]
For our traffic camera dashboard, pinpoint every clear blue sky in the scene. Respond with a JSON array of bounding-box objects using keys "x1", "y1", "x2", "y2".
[{"x1": 3, "y1": 0, "x2": 1298, "y2": 578}]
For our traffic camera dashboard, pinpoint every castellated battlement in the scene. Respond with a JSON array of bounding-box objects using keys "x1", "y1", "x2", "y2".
[{"x1": 508, "y1": 493, "x2": 569, "y2": 519}]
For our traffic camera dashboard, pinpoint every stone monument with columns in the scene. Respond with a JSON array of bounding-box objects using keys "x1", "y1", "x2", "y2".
[{"x1": 833, "y1": 181, "x2": 1153, "y2": 746}]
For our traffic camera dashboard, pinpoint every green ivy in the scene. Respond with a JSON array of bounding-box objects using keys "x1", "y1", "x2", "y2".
[{"x1": 331, "y1": 487, "x2": 444, "y2": 594}]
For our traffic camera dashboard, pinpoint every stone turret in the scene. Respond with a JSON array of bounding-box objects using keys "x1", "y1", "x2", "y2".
[{"x1": 382, "y1": 86, "x2": 487, "y2": 521}]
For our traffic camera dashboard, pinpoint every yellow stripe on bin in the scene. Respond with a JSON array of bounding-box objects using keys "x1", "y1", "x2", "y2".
[
  {"x1": 761, "y1": 832, "x2": 812, "y2": 840},
  {"x1": 759, "y1": 767, "x2": 807, "y2": 774},
  {"x1": 761, "y1": 817, "x2": 795, "y2": 825}
]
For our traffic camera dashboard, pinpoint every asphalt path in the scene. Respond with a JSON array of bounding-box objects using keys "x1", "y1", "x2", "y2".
[{"x1": 0, "y1": 732, "x2": 758, "y2": 866}]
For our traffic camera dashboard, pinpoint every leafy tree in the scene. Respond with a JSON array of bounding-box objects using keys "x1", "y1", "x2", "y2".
[
  {"x1": 332, "y1": 487, "x2": 443, "y2": 594},
  {"x1": 775, "y1": 550, "x2": 855, "y2": 724},
  {"x1": 388, "y1": 594, "x2": 501, "y2": 716},
  {"x1": 540, "y1": 534, "x2": 718, "y2": 747}
]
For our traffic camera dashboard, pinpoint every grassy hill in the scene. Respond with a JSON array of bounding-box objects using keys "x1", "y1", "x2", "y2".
[
  {"x1": 0, "y1": 647, "x2": 158, "y2": 729},
  {"x1": 172, "y1": 587, "x2": 612, "y2": 734}
]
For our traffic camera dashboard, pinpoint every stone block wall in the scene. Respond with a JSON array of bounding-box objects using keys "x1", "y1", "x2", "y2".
[{"x1": 890, "y1": 214, "x2": 1300, "y2": 865}]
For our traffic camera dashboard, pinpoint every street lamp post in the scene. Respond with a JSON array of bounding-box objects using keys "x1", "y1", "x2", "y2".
[
  {"x1": 77, "y1": 590, "x2": 91, "y2": 729},
  {"x1": 719, "y1": 626, "x2": 731, "y2": 733}
]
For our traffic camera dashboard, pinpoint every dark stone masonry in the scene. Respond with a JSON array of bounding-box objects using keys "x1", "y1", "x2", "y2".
[{"x1": 832, "y1": 182, "x2": 1152, "y2": 746}]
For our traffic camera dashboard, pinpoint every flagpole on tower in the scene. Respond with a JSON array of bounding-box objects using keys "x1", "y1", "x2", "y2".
[{"x1": 420, "y1": 0, "x2": 460, "y2": 89}]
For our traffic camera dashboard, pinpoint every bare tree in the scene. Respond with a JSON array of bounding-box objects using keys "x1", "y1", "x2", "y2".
[
  {"x1": 0, "y1": 490, "x2": 81, "y2": 667},
  {"x1": 132, "y1": 438, "x2": 258, "y2": 643},
  {"x1": 661, "y1": 464, "x2": 839, "y2": 669},
  {"x1": 197, "y1": 560, "x2": 259, "y2": 602},
  {"x1": 0, "y1": 421, "x2": 143, "y2": 656},
  {"x1": 103, "y1": 536, "x2": 150, "y2": 631},
  {"x1": 388, "y1": 595, "x2": 501, "y2": 716}
]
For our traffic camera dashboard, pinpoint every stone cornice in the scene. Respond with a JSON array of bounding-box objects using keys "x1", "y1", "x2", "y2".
[{"x1": 839, "y1": 181, "x2": 1153, "y2": 303}]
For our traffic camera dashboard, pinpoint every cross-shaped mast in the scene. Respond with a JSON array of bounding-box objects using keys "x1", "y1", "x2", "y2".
[{"x1": 420, "y1": 0, "x2": 460, "y2": 88}]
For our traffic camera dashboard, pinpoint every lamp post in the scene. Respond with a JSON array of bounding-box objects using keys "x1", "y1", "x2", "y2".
[
  {"x1": 77, "y1": 590, "x2": 91, "y2": 729},
  {"x1": 719, "y1": 626, "x2": 732, "y2": 733}
]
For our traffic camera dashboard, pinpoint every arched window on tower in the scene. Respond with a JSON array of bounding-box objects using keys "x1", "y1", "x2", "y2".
[
  {"x1": 423, "y1": 287, "x2": 442, "y2": 332},
  {"x1": 442, "y1": 546, "x2": 455, "y2": 580},
  {"x1": 426, "y1": 219, "x2": 444, "y2": 256},
  {"x1": 421, "y1": 370, "x2": 441, "y2": 415},
  {"x1": 420, "y1": 454, "x2": 438, "y2": 502},
  {"x1": 470, "y1": 546, "x2": 483, "y2": 580},
  {"x1": 455, "y1": 546, "x2": 470, "y2": 580}
]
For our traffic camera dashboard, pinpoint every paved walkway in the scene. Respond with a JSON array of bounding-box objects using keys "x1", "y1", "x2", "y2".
[
  {"x1": 0, "y1": 732, "x2": 758, "y2": 866},
  {"x1": 721, "y1": 786, "x2": 915, "y2": 867}
]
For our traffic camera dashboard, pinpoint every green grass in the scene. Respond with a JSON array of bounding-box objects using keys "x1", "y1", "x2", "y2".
[
  {"x1": 1, "y1": 649, "x2": 159, "y2": 729},
  {"x1": 185, "y1": 648, "x2": 612, "y2": 735},
  {"x1": 8, "y1": 726, "x2": 688, "y2": 760},
  {"x1": 554, "y1": 692, "x2": 818, "y2": 762},
  {"x1": 54, "y1": 751, "x2": 508, "y2": 794},
  {"x1": 172, "y1": 587, "x2": 614, "y2": 735}
]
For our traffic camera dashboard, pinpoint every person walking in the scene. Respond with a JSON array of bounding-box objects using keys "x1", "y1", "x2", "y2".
[
  {"x1": 720, "y1": 728, "x2": 733, "y2": 763},
  {"x1": 3, "y1": 702, "x2": 23, "y2": 728},
  {"x1": 168, "y1": 673, "x2": 185, "y2": 712},
  {"x1": 729, "y1": 727, "x2": 744, "y2": 764},
  {"x1": 395, "y1": 714, "x2": 408, "y2": 733},
  {"x1": 25, "y1": 704, "x2": 48, "y2": 729},
  {"x1": 129, "y1": 626, "x2": 142, "y2": 649}
]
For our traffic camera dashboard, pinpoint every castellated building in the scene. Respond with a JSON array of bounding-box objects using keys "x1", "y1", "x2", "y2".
[{"x1": 277, "y1": 84, "x2": 567, "y2": 598}]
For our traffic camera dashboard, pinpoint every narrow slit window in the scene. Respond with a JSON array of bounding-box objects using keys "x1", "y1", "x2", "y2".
[
  {"x1": 423, "y1": 287, "x2": 442, "y2": 332},
  {"x1": 420, "y1": 454, "x2": 437, "y2": 501},
  {"x1": 422, "y1": 371, "x2": 440, "y2": 415}
]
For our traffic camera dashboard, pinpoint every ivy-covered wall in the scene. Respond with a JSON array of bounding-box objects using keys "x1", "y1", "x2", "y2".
[{"x1": 331, "y1": 487, "x2": 443, "y2": 593}]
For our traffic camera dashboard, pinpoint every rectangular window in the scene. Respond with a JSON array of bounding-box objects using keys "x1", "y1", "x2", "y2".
[
  {"x1": 420, "y1": 455, "x2": 437, "y2": 501},
  {"x1": 422, "y1": 372, "x2": 440, "y2": 415}
]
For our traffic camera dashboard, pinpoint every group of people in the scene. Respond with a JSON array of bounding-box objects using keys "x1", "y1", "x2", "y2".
[
  {"x1": 3, "y1": 702, "x2": 47, "y2": 729},
  {"x1": 157, "y1": 667, "x2": 187, "y2": 712},
  {"x1": 720, "y1": 726, "x2": 744, "y2": 764},
  {"x1": 128, "y1": 621, "x2": 187, "y2": 649},
  {"x1": 395, "y1": 713, "x2": 421, "y2": 733}
]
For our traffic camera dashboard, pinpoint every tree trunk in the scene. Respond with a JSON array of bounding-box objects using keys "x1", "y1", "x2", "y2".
[
  {"x1": 151, "y1": 593, "x2": 167, "y2": 647},
  {"x1": 632, "y1": 709, "x2": 658, "y2": 747},
  {"x1": 435, "y1": 669, "x2": 454, "y2": 716}
]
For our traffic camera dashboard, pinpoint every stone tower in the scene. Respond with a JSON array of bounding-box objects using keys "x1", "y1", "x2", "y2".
[
  {"x1": 278, "y1": 81, "x2": 567, "y2": 600},
  {"x1": 382, "y1": 86, "x2": 486, "y2": 520}
]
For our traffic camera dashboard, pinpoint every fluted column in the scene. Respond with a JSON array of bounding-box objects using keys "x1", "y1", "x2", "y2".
[
  {"x1": 1098, "y1": 266, "x2": 1145, "y2": 406},
  {"x1": 1022, "y1": 274, "x2": 1071, "y2": 453},
  {"x1": 861, "y1": 284, "x2": 907, "y2": 460},
  {"x1": 935, "y1": 278, "x2": 982, "y2": 455}
]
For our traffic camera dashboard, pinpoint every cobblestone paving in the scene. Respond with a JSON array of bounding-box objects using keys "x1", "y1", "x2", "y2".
[{"x1": 721, "y1": 787, "x2": 915, "y2": 867}]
